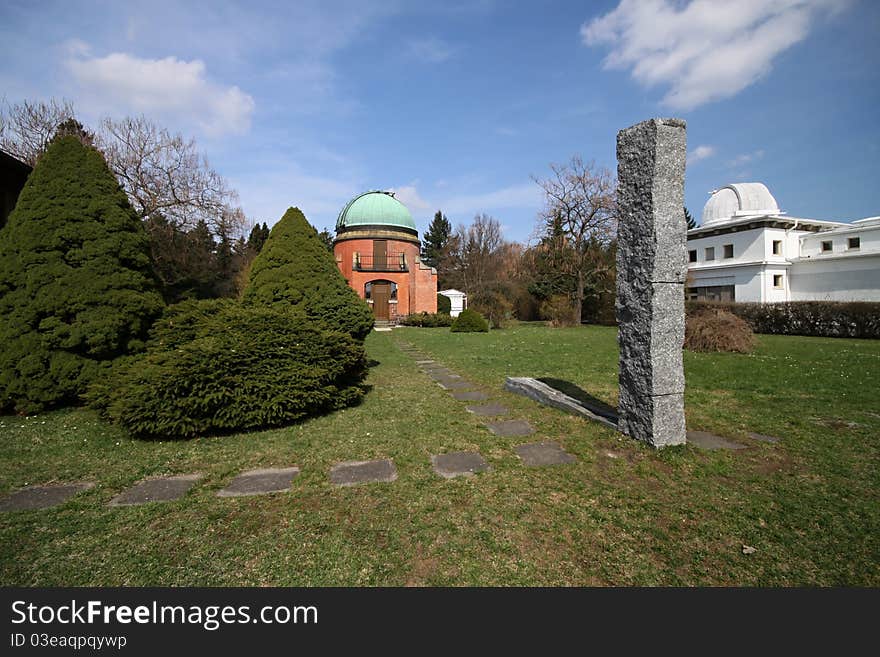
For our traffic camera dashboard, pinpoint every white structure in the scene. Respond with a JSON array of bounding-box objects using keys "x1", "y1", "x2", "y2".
[
  {"x1": 687, "y1": 183, "x2": 880, "y2": 302},
  {"x1": 438, "y1": 288, "x2": 468, "y2": 317}
]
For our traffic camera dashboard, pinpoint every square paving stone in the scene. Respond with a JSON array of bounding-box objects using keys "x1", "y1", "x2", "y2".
[
  {"x1": 438, "y1": 379, "x2": 474, "y2": 390},
  {"x1": 427, "y1": 370, "x2": 459, "y2": 379},
  {"x1": 431, "y1": 451, "x2": 490, "y2": 479},
  {"x1": 0, "y1": 482, "x2": 95, "y2": 512},
  {"x1": 109, "y1": 474, "x2": 203, "y2": 506},
  {"x1": 515, "y1": 442, "x2": 576, "y2": 466},
  {"x1": 687, "y1": 431, "x2": 747, "y2": 451},
  {"x1": 330, "y1": 459, "x2": 397, "y2": 487},
  {"x1": 486, "y1": 419, "x2": 534, "y2": 436},
  {"x1": 748, "y1": 432, "x2": 780, "y2": 443},
  {"x1": 466, "y1": 403, "x2": 509, "y2": 416},
  {"x1": 451, "y1": 390, "x2": 490, "y2": 402},
  {"x1": 217, "y1": 467, "x2": 300, "y2": 497},
  {"x1": 415, "y1": 359, "x2": 435, "y2": 364}
]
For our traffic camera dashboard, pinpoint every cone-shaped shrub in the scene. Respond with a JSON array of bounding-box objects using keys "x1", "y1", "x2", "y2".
[
  {"x1": 243, "y1": 207, "x2": 373, "y2": 340},
  {"x1": 0, "y1": 136, "x2": 164, "y2": 413},
  {"x1": 89, "y1": 300, "x2": 367, "y2": 438},
  {"x1": 450, "y1": 308, "x2": 489, "y2": 333}
]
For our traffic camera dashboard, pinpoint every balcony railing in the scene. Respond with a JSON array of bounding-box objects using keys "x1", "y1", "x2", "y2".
[{"x1": 354, "y1": 252, "x2": 408, "y2": 272}]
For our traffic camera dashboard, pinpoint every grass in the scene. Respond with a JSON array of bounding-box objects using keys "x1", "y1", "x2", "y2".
[{"x1": 1, "y1": 323, "x2": 878, "y2": 586}]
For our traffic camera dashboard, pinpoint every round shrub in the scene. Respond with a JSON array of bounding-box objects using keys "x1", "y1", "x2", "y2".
[
  {"x1": 0, "y1": 136, "x2": 164, "y2": 413},
  {"x1": 243, "y1": 207, "x2": 373, "y2": 340},
  {"x1": 450, "y1": 308, "x2": 489, "y2": 333},
  {"x1": 400, "y1": 312, "x2": 454, "y2": 327},
  {"x1": 89, "y1": 301, "x2": 367, "y2": 438},
  {"x1": 436, "y1": 293, "x2": 452, "y2": 314},
  {"x1": 685, "y1": 308, "x2": 755, "y2": 353}
]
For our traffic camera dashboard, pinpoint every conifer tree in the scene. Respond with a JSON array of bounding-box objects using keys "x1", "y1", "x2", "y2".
[
  {"x1": 0, "y1": 136, "x2": 164, "y2": 412},
  {"x1": 421, "y1": 210, "x2": 452, "y2": 269},
  {"x1": 243, "y1": 207, "x2": 373, "y2": 340}
]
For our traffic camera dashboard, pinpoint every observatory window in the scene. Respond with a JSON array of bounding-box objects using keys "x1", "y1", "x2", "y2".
[
  {"x1": 848, "y1": 237, "x2": 860, "y2": 250},
  {"x1": 723, "y1": 244, "x2": 734, "y2": 259},
  {"x1": 705, "y1": 247, "x2": 715, "y2": 261},
  {"x1": 821, "y1": 241, "x2": 833, "y2": 253},
  {"x1": 688, "y1": 250, "x2": 697, "y2": 263},
  {"x1": 773, "y1": 274, "x2": 784, "y2": 289},
  {"x1": 772, "y1": 240, "x2": 782, "y2": 256}
]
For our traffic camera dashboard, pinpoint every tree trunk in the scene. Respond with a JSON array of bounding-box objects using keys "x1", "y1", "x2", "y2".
[{"x1": 575, "y1": 269, "x2": 584, "y2": 325}]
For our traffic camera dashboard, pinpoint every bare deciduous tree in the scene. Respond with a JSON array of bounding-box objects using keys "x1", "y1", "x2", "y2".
[
  {"x1": 532, "y1": 156, "x2": 617, "y2": 324},
  {"x1": 0, "y1": 98, "x2": 77, "y2": 165}
]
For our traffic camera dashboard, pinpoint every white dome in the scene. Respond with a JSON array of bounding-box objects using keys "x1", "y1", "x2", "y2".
[{"x1": 701, "y1": 183, "x2": 780, "y2": 226}]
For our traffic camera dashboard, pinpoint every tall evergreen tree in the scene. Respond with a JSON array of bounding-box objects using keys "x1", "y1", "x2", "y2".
[
  {"x1": 317, "y1": 227, "x2": 335, "y2": 252},
  {"x1": 246, "y1": 222, "x2": 270, "y2": 254},
  {"x1": 421, "y1": 210, "x2": 452, "y2": 269},
  {"x1": 243, "y1": 207, "x2": 373, "y2": 340},
  {"x1": 685, "y1": 206, "x2": 697, "y2": 230},
  {"x1": 0, "y1": 136, "x2": 164, "y2": 412}
]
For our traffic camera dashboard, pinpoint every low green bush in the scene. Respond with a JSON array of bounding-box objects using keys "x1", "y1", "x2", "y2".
[
  {"x1": 450, "y1": 308, "x2": 489, "y2": 333},
  {"x1": 436, "y1": 293, "x2": 452, "y2": 314},
  {"x1": 89, "y1": 301, "x2": 367, "y2": 438},
  {"x1": 686, "y1": 301, "x2": 880, "y2": 339},
  {"x1": 400, "y1": 312, "x2": 455, "y2": 328}
]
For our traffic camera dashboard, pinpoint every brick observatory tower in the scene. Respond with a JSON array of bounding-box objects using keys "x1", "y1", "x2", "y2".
[{"x1": 334, "y1": 191, "x2": 438, "y2": 323}]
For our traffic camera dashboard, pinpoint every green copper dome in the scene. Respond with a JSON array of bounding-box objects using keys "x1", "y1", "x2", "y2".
[{"x1": 336, "y1": 191, "x2": 416, "y2": 232}]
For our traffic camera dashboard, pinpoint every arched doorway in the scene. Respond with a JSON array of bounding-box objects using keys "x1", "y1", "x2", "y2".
[{"x1": 365, "y1": 280, "x2": 397, "y2": 320}]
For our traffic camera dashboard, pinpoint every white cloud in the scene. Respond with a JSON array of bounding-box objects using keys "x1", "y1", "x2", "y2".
[
  {"x1": 408, "y1": 37, "x2": 456, "y2": 63},
  {"x1": 687, "y1": 144, "x2": 715, "y2": 165},
  {"x1": 388, "y1": 185, "x2": 432, "y2": 214},
  {"x1": 66, "y1": 48, "x2": 255, "y2": 136},
  {"x1": 582, "y1": 0, "x2": 850, "y2": 110},
  {"x1": 728, "y1": 149, "x2": 765, "y2": 166},
  {"x1": 439, "y1": 183, "x2": 541, "y2": 218}
]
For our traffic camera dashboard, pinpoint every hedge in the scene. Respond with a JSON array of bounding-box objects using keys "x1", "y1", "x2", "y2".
[
  {"x1": 400, "y1": 312, "x2": 455, "y2": 327},
  {"x1": 450, "y1": 308, "x2": 489, "y2": 333},
  {"x1": 436, "y1": 293, "x2": 452, "y2": 314},
  {"x1": 686, "y1": 301, "x2": 880, "y2": 339}
]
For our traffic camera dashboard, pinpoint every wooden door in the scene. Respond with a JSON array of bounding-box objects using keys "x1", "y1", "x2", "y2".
[
  {"x1": 372, "y1": 282, "x2": 390, "y2": 320},
  {"x1": 373, "y1": 239, "x2": 387, "y2": 269}
]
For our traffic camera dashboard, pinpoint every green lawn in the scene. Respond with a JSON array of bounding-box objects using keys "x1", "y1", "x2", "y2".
[{"x1": 1, "y1": 324, "x2": 878, "y2": 586}]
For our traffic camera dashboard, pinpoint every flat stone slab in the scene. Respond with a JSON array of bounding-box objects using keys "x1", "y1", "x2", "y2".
[
  {"x1": 0, "y1": 482, "x2": 95, "y2": 512},
  {"x1": 438, "y1": 379, "x2": 473, "y2": 390},
  {"x1": 217, "y1": 467, "x2": 300, "y2": 497},
  {"x1": 505, "y1": 377, "x2": 618, "y2": 430},
  {"x1": 748, "y1": 432, "x2": 780, "y2": 444},
  {"x1": 431, "y1": 451, "x2": 490, "y2": 479},
  {"x1": 330, "y1": 459, "x2": 397, "y2": 487},
  {"x1": 109, "y1": 474, "x2": 203, "y2": 506},
  {"x1": 426, "y1": 369, "x2": 459, "y2": 379},
  {"x1": 485, "y1": 419, "x2": 534, "y2": 437},
  {"x1": 466, "y1": 403, "x2": 510, "y2": 416},
  {"x1": 451, "y1": 390, "x2": 490, "y2": 401},
  {"x1": 687, "y1": 431, "x2": 747, "y2": 451},
  {"x1": 515, "y1": 442, "x2": 577, "y2": 466},
  {"x1": 415, "y1": 359, "x2": 435, "y2": 364}
]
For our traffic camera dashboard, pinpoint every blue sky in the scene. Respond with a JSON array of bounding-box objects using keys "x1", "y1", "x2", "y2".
[{"x1": 1, "y1": 0, "x2": 878, "y2": 242}]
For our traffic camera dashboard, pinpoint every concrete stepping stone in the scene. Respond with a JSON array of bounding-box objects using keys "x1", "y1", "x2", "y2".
[
  {"x1": 466, "y1": 403, "x2": 509, "y2": 416},
  {"x1": 515, "y1": 442, "x2": 576, "y2": 466},
  {"x1": 109, "y1": 474, "x2": 203, "y2": 506},
  {"x1": 748, "y1": 432, "x2": 780, "y2": 443},
  {"x1": 438, "y1": 379, "x2": 473, "y2": 390},
  {"x1": 217, "y1": 467, "x2": 300, "y2": 498},
  {"x1": 431, "y1": 451, "x2": 490, "y2": 479},
  {"x1": 486, "y1": 419, "x2": 534, "y2": 436},
  {"x1": 451, "y1": 390, "x2": 490, "y2": 402},
  {"x1": 0, "y1": 482, "x2": 94, "y2": 512},
  {"x1": 426, "y1": 369, "x2": 459, "y2": 379},
  {"x1": 415, "y1": 359, "x2": 435, "y2": 365},
  {"x1": 330, "y1": 459, "x2": 397, "y2": 487},
  {"x1": 687, "y1": 431, "x2": 747, "y2": 451}
]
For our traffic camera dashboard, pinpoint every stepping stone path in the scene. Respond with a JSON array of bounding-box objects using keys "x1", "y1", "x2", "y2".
[
  {"x1": 486, "y1": 419, "x2": 535, "y2": 437},
  {"x1": 330, "y1": 459, "x2": 397, "y2": 487},
  {"x1": 515, "y1": 442, "x2": 576, "y2": 467},
  {"x1": 438, "y1": 379, "x2": 473, "y2": 391},
  {"x1": 431, "y1": 451, "x2": 490, "y2": 479},
  {"x1": 217, "y1": 467, "x2": 300, "y2": 497},
  {"x1": 0, "y1": 482, "x2": 94, "y2": 512},
  {"x1": 748, "y1": 432, "x2": 780, "y2": 443},
  {"x1": 466, "y1": 403, "x2": 509, "y2": 417},
  {"x1": 109, "y1": 474, "x2": 203, "y2": 506},
  {"x1": 686, "y1": 431, "x2": 747, "y2": 451},
  {"x1": 452, "y1": 390, "x2": 490, "y2": 402}
]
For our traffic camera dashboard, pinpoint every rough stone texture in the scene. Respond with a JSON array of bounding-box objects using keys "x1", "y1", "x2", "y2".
[
  {"x1": 616, "y1": 117, "x2": 688, "y2": 448},
  {"x1": 0, "y1": 482, "x2": 94, "y2": 512},
  {"x1": 451, "y1": 390, "x2": 490, "y2": 401},
  {"x1": 437, "y1": 379, "x2": 473, "y2": 390},
  {"x1": 431, "y1": 451, "x2": 490, "y2": 478},
  {"x1": 505, "y1": 377, "x2": 618, "y2": 430},
  {"x1": 109, "y1": 474, "x2": 203, "y2": 506},
  {"x1": 515, "y1": 442, "x2": 576, "y2": 466},
  {"x1": 329, "y1": 459, "x2": 397, "y2": 486},
  {"x1": 217, "y1": 467, "x2": 300, "y2": 497},
  {"x1": 687, "y1": 431, "x2": 747, "y2": 451},
  {"x1": 466, "y1": 403, "x2": 510, "y2": 416},
  {"x1": 748, "y1": 432, "x2": 780, "y2": 443},
  {"x1": 485, "y1": 419, "x2": 535, "y2": 437}
]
